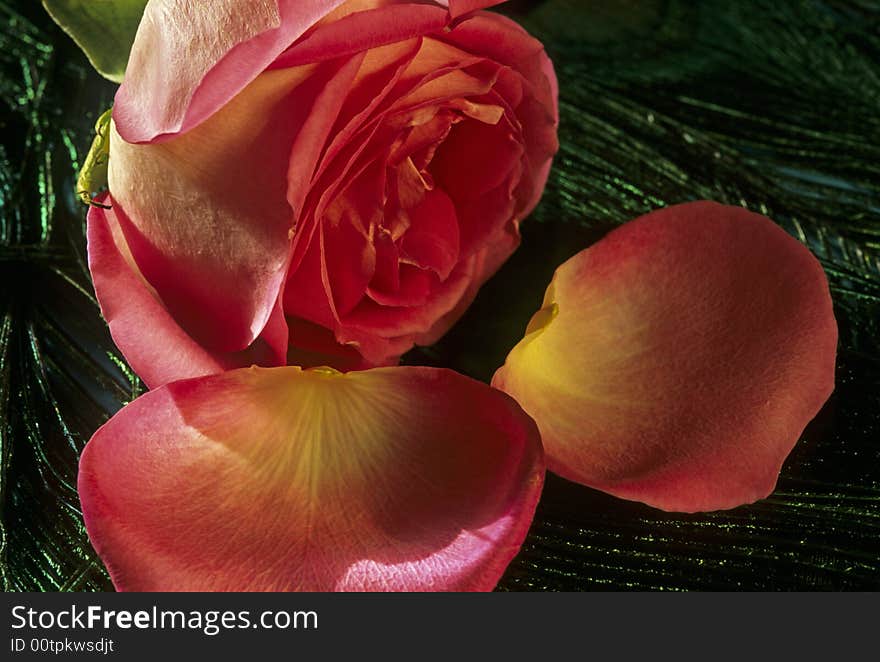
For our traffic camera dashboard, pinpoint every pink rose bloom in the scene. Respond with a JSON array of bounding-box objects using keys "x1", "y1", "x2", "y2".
[{"x1": 88, "y1": 0, "x2": 559, "y2": 386}]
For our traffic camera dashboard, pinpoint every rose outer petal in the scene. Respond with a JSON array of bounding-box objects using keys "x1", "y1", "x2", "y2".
[
  {"x1": 270, "y1": 3, "x2": 450, "y2": 68},
  {"x1": 492, "y1": 201, "x2": 837, "y2": 512},
  {"x1": 114, "y1": 0, "x2": 348, "y2": 143},
  {"x1": 108, "y1": 67, "x2": 311, "y2": 355},
  {"x1": 79, "y1": 366, "x2": 544, "y2": 591},
  {"x1": 87, "y1": 200, "x2": 287, "y2": 388}
]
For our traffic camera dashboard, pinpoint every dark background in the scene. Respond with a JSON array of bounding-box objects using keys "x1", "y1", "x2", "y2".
[{"x1": 1, "y1": 0, "x2": 878, "y2": 591}]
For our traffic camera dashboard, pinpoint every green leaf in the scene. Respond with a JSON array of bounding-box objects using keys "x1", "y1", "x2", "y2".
[{"x1": 42, "y1": 0, "x2": 147, "y2": 83}]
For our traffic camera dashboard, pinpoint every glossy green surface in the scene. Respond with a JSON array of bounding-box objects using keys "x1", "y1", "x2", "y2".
[{"x1": 1, "y1": 0, "x2": 878, "y2": 591}]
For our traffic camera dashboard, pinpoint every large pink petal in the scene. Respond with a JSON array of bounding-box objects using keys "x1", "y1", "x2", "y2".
[
  {"x1": 87, "y1": 200, "x2": 287, "y2": 389},
  {"x1": 114, "y1": 0, "x2": 347, "y2": 143},
  {"x1": 493, "y1": 202, "x2": 838, "y2": 512},
  {"x1": 108, "y1": 67, "x2": 311, "y2": 353},
  {"x1": 79, "y1": 366, "x2": 544, "y2": 591}
]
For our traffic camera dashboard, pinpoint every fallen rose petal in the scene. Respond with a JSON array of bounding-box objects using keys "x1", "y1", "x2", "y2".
[
  {"x1": 492, "y1": 201, "x2": 837, "y2": 512},
  {"x1": 79, "y1": 366, "x2": 544, "y2": 591}
]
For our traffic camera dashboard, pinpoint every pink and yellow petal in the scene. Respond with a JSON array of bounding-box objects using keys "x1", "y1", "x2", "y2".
[
  {"x1": 493, "y1": 201, "x2": 837, "y2": 512},
  {"x1": 79, "y1": 366, "x2": 544, "y2": 591}
]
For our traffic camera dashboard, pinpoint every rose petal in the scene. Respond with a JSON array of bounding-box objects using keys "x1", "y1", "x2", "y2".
[
  {"x1": 79, "y1": 366, "x2": 544, "y2": 591},
  {"x1": 108, "y1": 66, "x2": 311, "y2": 353},
  {"x1": 440, "y1": 11, "x2": 558, "y2": 215},
  {"x1": 368, "y1": 265, "x2": 436, "y2": 308},
  {"x1": 87, "y1": 200, "x2": 287, "y2": 388},
  {"x1": 296, "y1": 38, "x2": 485, "y2": 246},
  {"x1": 400, "y1": 188, "x2": 460, "y2": 280},
  {"x1": 283, "y1": 223, "x2": 336, "y2": 330},
  {"x1": 114, "y1": 0, "x2": 348, "y2": 143},
  {"x1": 393, "y1": 109, "x2": 457, "y2": 170},
  {"x1": 431, "y1": 115, "x2": 523, "y2": 251},
  {"x1": 438, "y1": 0, "x2": 507, "y2": 19},
  {"x1": 453, "y1": 177, "x2": 519, "y2": 257},
  {"x1": 334, "y1": 328, "x2": 417, "y2": 367},
  {"x1": 389, "y1": 64, "x2": 496, "y2": 113},
  {"x1": 492, "y1": 202, "x2": 837, "y2": 512},
  {"x1": 285, "y1": 55, "x2": 367, "y2": 234},
  {"x1": 369, "y1": 227, "x2": 403, "y2": 293},
  {"x1": 343, "y1": 253, "x2": 475, "y2": 338},
  {"x1": 301, "y1": 39, "x2": 426, "y2": 205},
  {"x1": 440, "y1": 11, "x2": 551, "y2": 88},
  {"x1": 335, "y1": 268, "x2": 474, "y2": 364},
  {"x1": 321, "y1": 214, "x2": 377, "y2": 317},
  {"x1": 270, "y1": 3, "x2": 449, "y2": 68}
]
